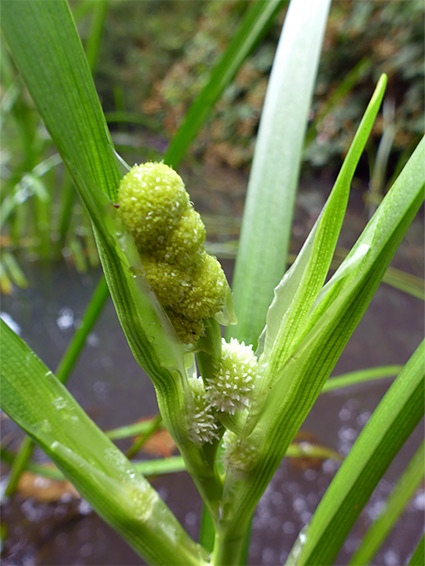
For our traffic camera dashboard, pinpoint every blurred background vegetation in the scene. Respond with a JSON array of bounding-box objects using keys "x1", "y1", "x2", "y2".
[{"x1": 1, "y1": 0, "x2": 424, "y2": 292}]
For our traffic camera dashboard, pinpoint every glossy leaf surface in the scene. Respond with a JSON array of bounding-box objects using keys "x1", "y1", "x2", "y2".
[{"x1": 0, "y1": 321, "x2": 207, "y2": 566}]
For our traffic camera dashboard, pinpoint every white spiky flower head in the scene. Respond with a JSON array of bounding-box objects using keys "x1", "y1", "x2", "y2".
[
  {"x1": 206, "y1": 338, "x2": 258, "y2": 415},
  {"x1": 187, "y1": 377, "x2": 220, "y2": 445}
]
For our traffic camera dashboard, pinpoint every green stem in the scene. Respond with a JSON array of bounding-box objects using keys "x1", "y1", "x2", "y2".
[
  {"x1": 184, "y1": 455, "x2": 223, "y2": 523},
  {"x1": 125, "y1": 413, "x2": 162, "y2": 459},
  {"x1": 193, "y1": 318, "x2": 226, "y2": 522},
  {"x1": 5, "y1": 274, "x2": 110, "y2": 496},
  {"x1": 211, "y1": 526, "x2": 249, "y2": 566},
  {"x1": 199, "y1": 505, "x2": 216, "y2": 552},
  {"x1": 105, "y1": 415, "x2": 162, "y2": 440},
  {"x1": 4, "y1": 436, "x2": 34, "y2": 497},
  {"x1": 57, "y1": 171, "x2": 76, "y2": 252},
  {"x1": 55, "y1": 275, "x2": 109, "y2": 378}
]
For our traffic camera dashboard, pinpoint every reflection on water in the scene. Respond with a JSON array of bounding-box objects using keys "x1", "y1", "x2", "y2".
[{"x1": 1, "y1": 259, "x2": 424, "y2": 566}]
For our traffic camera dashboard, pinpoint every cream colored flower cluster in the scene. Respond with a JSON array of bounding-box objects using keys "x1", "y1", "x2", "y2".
[
  {"x1": 188, "y1": 338, "x2": 258, "y2": 444},
  {"x1": 187, "y1": 377, "x2": 220, "y2": 444},
  {"x1": 206, "y1": 338, "x2": 257, "y2": 414}
]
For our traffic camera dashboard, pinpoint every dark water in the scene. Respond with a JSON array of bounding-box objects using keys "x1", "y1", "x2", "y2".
[{"x1": 1, "y1": 213, "x2": 424, "y2": 566}]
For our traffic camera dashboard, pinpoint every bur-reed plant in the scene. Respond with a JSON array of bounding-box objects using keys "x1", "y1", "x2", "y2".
[{"x1": 1, "y1": 1, "x2": 424, "y2": 565}]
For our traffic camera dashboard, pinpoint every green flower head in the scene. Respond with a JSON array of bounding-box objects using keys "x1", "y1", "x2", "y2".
[
  {"x1": 118, "y1": 162, "x2": 189, "y2": 252},
  {"x1": 117, "y1": 162, "x2": 228, "y2": 344}
]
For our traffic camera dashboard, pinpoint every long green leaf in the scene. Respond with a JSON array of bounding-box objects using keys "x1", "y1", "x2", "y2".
[
  {"x1": 349, "y1": 440, "x2": 425, "y2": 565},
  {"x1": 1, "y1": 1, "x2": 223, "y2": 512},
  {"x1": 5, "y1": 275, "x2": 110, "y2": 497},
  {"x1": 305, "y1": 135, "x2": 425, "y2": 339},
  {"x1": 1, "y1": 442, "x2": 340, "y2": 485},
  {"x1": 257, "y1": 75, "x2": 387, "y2": 378},
  {"x1": 228, "y1": 0, "x2": 331, "y2": 348},
  {"x1": 84, "y1": 0, "x2": 108, "y2": 72},
  {"x1": 321, "y1": 365, "x2": 402, "y2": 393},
  {"x1": 295, "y1": 340, "x2": 425, "y2": 565},
  {"x1": 409, "y1": 534, "x2": 425, "y2": 566},
  {"x1": 219, "y1": 136, "x2": 425, "y2": 545},
  {"x1": 1, "y1": 448, "x2": 187, "y2": 481},
  {"x1": 0, "y1": 321, "x2": 207, "y2": 566},
  {"x1": 304, "y1": 57, "x2": 371, "y2": 148},
  {"x1": 1, "y1": 1, "x2": 183, "y2": 380},
  {"x1": 333, "y1": 248, "x2": 425, "y2": 301},
  {"x1": 164, "y1": 0, "x2": 285, "y2": 168},
  {"x1": 1, "y1": 1, "x2": 118, "y2": 200}
]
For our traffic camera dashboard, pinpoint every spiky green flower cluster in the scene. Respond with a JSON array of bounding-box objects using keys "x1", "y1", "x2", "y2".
[
  {"x1": 118, "y1": 162, "x2": 227, "y2": 343},
  {"x1": 205, "y1": 338, "x2": 258, "y2": 414}
]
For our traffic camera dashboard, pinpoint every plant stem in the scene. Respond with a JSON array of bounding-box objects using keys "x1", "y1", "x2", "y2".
[
  {"x1": 55, "y1": 275, "x2": 109, "y2": 378},
  {"x1": 211, "y1": 527, "x2": 248, "y2": 566},
  {"x1": 125, "y1": 413, "x2": 162, "y2": 459},
  {"x1": 4, "y1": 436, "x2": 34, "y2": 497},
  {"x1": 199, "y1": 505, "x2": 216, "y2": 552}
]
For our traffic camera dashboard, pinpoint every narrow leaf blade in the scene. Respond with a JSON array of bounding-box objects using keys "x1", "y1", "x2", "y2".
[
  {"x1": 228, "y1": 0, "x2": 332, "y2": 348},
  {"x1": 349, "y1": 440, "x2": 425, "y2": 565},
  {"x1": 258, "y1": 75, "x2": 387, "y2": 375},
  {"x1": 221, "y1": 136, "x2": 425, "y2": 541},
  {"x1": 0, "y1": 0, "x2": 194, "y2": 452},
  {"x1": 164, "y1": 0, "x2": 285, "y2": 168},
  {"x1": 321, "y1": 365, "x2": 402, "y2": 393},
  {"x1": 297, "y1": 341, "x2": 425, "y2": 565},
  {"x1": 0, "y1": 321, "x2": 207, "y2": 566}
]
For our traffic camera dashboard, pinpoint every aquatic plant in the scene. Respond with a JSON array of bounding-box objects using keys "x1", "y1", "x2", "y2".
[{"x1": 1, "y1": 1, "x2": 424, "y2": 565}]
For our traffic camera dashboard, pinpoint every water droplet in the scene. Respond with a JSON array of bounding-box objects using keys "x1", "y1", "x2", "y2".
[
  {"x1": 39, "y1": 419, "x2": 52, "y2": 433},
  {"x1": 53, "y1": 396, "x2": 67, "y2": 410},
  {"x1": 285, "y1": 526, "x2": 308, "y2": 564}
]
